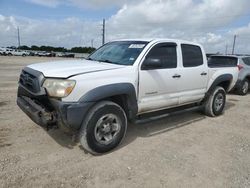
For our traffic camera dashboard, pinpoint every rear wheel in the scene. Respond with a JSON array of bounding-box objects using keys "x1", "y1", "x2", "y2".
[
  {"x1": 79, "y1": 101, "x2": 127, "y2": 155},
  {"x1": 203, "y1": 86, "x2": 226, "y2": 117},
  {"x1": 237, "y1": 79, "x2": 249, "y2": 95}
]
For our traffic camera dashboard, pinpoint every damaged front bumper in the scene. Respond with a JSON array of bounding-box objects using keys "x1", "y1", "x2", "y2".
[
  {"x1": 17, "y1": 96, "x2": 57, "y2": 129},
  {"x1": 17, "y1": 85, "x2": 94, "y2": 133}
]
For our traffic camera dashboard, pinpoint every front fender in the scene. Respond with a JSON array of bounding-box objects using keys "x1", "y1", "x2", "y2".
[{"x1": 80, "y1": 83, "x2": 138, "y2": 120}]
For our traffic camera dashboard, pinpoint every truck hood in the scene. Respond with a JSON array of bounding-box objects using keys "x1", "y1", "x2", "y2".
[{"x1": 28, "y1": 59, "x2": 125, "y2": 78}]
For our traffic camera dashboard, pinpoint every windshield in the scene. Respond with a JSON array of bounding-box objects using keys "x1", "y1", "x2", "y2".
[
  {"x1": 88, "y1": 41, "x2": 148, "y2": 65},
  {"x1": 208, "y1": 56, "x2": 238, "y2": 67}
]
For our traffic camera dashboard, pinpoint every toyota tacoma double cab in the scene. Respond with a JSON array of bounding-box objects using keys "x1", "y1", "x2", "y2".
[{"x1": 17, "y1": 39, "x2": 238, "y2": 154}]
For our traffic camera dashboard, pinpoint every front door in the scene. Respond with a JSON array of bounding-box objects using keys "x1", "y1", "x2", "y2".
[{"x1": 138, "y1": 42, "x2": 181, "y2": 113}]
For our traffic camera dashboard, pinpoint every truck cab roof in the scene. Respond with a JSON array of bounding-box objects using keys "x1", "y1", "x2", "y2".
[{"x1": 111, "y1": 38, "x2": 201, "y2": 46}]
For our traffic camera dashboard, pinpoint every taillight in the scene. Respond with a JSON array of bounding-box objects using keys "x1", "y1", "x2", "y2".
[{"x1": 237, "y1": 64, "x2": 244, "y2": 71}]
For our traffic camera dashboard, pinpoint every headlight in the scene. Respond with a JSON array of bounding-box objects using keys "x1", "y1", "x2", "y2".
[{"x1": 42, "y1": 79, "x2": 76, "y2": 98}]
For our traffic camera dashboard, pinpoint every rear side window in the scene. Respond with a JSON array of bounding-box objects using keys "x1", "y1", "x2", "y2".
[
  {"x1": 146, "y1": 43, "x2": 177, "y2": 68},
  {"x1": 181, "y1": 44, "x2": 203, "y2": 67},
  {"x1": 242, "y1": 57, "x2": 250, "y2": 66},
  {"x1": 208, "y1": 56, "x2": 238, "y2": 67}
]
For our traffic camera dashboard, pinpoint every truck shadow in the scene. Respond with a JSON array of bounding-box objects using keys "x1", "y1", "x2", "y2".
[
  {"x1": 45, "y1": 101, "x2": 236, "y2": 152},
  {"x1": 46, "y1": 129, "x2": 77, "y2": 149},
  {"x1": 119, "y1": 101, "x2": 236, "y2": 151},
  {"x1": 228, "y1": 90, "x2": 250, "y2": 96},
  {"x1": 120, "y1": 111, "x2": 206, "y2": 150}
]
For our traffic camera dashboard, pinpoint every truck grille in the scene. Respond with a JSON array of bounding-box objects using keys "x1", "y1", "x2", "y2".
[{"x1": 19, "y1": 70, "x2": 41, "y2": 93}]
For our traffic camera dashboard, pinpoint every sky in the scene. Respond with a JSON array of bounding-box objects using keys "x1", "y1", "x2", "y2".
[{"x1": 0, "y1": 0, "x2": 250, "y2": 53}]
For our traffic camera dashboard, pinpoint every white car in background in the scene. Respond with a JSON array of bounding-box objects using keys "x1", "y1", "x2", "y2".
[
  {"x1": 0, "y1": 48, "x2": 29, "y2": 56},
  {"x1": 11, "y1": 50, "x2": 29, "y2": 56},
  {"x1": 3, "y1": 48, "x2": 14, "y2": 56},
  {"x1": 0, "y1": 47, "x2": 5, "y2": 55}
]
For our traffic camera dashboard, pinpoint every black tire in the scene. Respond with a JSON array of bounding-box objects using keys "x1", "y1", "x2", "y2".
[
  {"x1": 203, "y1": 86, "x2": 226, "y2": 117},
  {"x1": 237, "y1": 79, "x2": 249, "y2": 95},
  {"x1": 79, "y1": 101, "x2": 127, "y2": 155}
]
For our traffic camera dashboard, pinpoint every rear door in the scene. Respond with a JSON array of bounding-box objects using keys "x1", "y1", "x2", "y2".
[
  {"x1": 178, "y1": 44, "x2": 208, "y2": 104},
  {"x1": 138, "y1": 42, "x2": 181, "y2": 113}
]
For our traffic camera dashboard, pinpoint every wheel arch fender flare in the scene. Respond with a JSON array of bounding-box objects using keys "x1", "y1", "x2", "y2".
[
  {"x1": 79, "y1": 83, "x2": 138, "y2": 120},
  {"x1": 204, "y1": 74, "x2": 232, "y2": 101}
]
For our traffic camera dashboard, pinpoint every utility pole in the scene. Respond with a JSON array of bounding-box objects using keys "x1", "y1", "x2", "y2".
[
  {"x1": 102, "y1": 19, "x2": 105, "y2": 45},
  {"x1": 232, "y1": 35, "x2": 237, "y2": 55},
  {"x1": 225, "y1": 44, "x2": 228, "y2": 55},
  {"x1": 91, "y1": 39, "x2": 94, "y2": 48},
  {"x1": 17, "y1": 27, "x2": 21, "y2": 48}
]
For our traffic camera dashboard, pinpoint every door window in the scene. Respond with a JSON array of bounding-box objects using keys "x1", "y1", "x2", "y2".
[
  {"x1": 143, "y1": 43, "x2": 177, "y2": 69},
  {"x1": 181, "y1": 44, "x2": 203, "y2": 67}
]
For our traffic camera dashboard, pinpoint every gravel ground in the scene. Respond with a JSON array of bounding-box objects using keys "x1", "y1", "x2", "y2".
[{"x1": 0, "y1": 56, "x2": 250, "y2": 188}]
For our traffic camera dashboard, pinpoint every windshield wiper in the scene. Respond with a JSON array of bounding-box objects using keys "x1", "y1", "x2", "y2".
[
  {"x1": 99, "y1": 59, "x2": 116, "y2": 64},
  {"x1": 86, "y1": 57, "x2": 94, "y2": 60}
]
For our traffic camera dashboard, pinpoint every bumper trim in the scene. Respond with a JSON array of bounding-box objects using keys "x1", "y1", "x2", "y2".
[{"x1": 17, "y1": 96, "x2": 55, "y2": 128}]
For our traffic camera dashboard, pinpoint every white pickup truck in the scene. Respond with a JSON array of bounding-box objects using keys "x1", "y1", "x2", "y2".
[{"x1": 17, "y1": 39, "x2": 238, "y2": 154}]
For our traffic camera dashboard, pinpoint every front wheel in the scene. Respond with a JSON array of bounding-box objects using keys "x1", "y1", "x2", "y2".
[
  {"x1": 79, "y1": 101, "x2": 127, "y2": 155},
  {"x1": 203, "y1": 86, "x2": 226, "y2": 117}
]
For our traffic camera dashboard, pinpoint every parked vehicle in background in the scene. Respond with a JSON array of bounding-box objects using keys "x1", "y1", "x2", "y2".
[
  {"x1": 57, "y1": 52, "x2": 75, "y2": 58},
  {"x1": 28, "y1": 51, "x2": 37, "y2": 56},
  {"x1": 0, "y1": 48, "x2": 4, "y2": 55},
  {"x1": 208, "y1": 55, "x2": 250, "y2": 95},
  {"x1": 37, "y1": 51, "x2": 49, "y2": 57},
  {"x1": 3, "y1": 48, "x2": 14, "y2": 56},
  {"x1": 11, "y1": 50, "x2": 29, "y2": 56},
  {"x1": 37, "y1": 51, "x2": 56, "y2": 57},
  {"x1": 17, "y1": 39, "x2": 238, "y2": 154},
  {"x1": 0, "y1": 48, "x2": 29, "y2": 56}
]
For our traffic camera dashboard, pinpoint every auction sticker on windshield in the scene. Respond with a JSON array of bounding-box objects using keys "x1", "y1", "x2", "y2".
[{"x1": 128, "y1": 44, "x2": 146, "y2": 49}]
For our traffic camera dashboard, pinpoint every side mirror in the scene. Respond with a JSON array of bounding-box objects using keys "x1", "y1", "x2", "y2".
[{"x1": 142, "y1": 58, "x2": 162, "y2": 70}]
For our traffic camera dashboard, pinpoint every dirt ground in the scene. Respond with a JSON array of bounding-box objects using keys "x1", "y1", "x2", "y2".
[{"x1": 0, "y1": 56, "x2": 249, "y2": 188}]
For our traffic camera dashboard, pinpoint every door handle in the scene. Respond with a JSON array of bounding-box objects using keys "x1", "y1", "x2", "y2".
[
  {"x1": 201, "y1": 72, "x2": 207, "y2": 76},
  {"x1": 172, "y1": 74, "x2": 181, "y2": 78}
]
